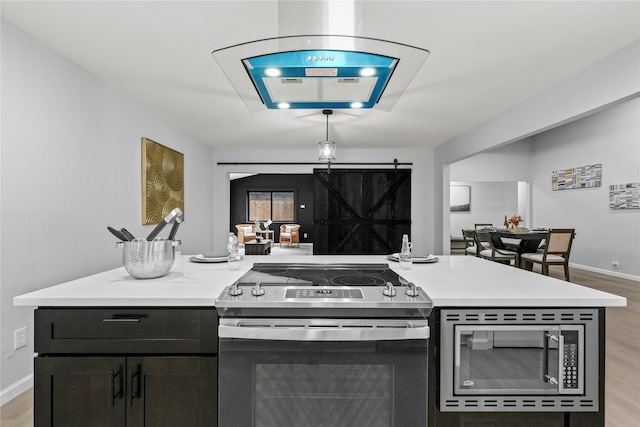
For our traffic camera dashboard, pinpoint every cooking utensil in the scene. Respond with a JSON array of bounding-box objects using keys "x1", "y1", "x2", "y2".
[
  {"x1": 117, "y1": 238, "x2": 181, "y2": 279},
  {"x1": 120, "y1": 228, "x2": 136, "y2": 241},
  {"x1": 146, "y1": 208, "x2": 182, "y2": 241},
  {"x1": 167, "y1": 211, "x2": 184, "y2": 240},
  {"x1": 107, "y1": 226, "x2": 128, "y2": 241}
]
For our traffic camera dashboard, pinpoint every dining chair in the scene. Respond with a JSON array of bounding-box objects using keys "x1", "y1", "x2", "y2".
[
  {"x1": 473, "y1": 224, "x2": 493, "y2": 250},
  {"x1": 477, "y1": 230, "x2": 518, "y2": 266},
  {"x1": 462, "y1": 229, "x2": 481, "y2": 256},
  {"x1": 474, "y1": 223, "x2": 493, "y2": 230},
  {"x1": 520, "y1": 228, "x2": 575, "y2": 281}
]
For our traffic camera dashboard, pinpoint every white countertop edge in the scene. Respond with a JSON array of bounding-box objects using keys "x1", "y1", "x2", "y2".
[
  {"x1": 13, "y1": 255, "x2": 627, "y2": 308},
  {"x1": 13, "y1": 297, "x2": 219, "y2": 307},
  {"x1": 431, "y1": 297, "x2": 627, "y2": 307}
]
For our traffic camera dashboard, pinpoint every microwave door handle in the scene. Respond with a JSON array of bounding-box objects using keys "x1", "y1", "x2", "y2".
[{"x1": 544, "y1": 333, "x2": 560, "y2": 388}]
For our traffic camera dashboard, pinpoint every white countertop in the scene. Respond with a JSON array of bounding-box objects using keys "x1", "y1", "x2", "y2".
[{"x1": 13, "y1": 255, "x2": 626, "y2": 308}]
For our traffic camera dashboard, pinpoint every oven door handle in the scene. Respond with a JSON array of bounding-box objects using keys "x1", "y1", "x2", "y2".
[{"x1": 218, "y1": 319, "x2": 429, "y2": 341}]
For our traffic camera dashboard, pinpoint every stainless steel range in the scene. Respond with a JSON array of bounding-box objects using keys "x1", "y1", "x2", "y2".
[{"x1": 215, "y1": 263, "x2": 433, "y2": 427}]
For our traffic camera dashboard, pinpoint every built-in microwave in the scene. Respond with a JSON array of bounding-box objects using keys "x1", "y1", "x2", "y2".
[{"x1": 439, "y1": 308, "x2": 600, "y2": 412}]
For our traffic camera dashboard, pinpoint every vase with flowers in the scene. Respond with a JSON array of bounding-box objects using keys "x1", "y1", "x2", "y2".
[
  {"x1": 508, "y1": 215, "x2": 523, "y2": 229},
  {"x1": 254, "y1": 219, "x2": 263, "y2": 241}
]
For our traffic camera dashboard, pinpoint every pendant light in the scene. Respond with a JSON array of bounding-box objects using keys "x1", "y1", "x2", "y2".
[{"x1": 318, "y1": 109, "x2": 336, "y2": 162}]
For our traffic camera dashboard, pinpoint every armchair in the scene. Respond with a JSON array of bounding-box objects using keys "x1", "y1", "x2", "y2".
[
  {"x1": 279, "y1": 224, "x2": 301, "y2": 247},
  {"x1": 235, "y1": 224, "x2": 257, "y2": 244}
]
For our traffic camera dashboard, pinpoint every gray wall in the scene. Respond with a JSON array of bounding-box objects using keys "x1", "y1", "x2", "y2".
[
  {"x1": 531, "y1": 98, "x2": 640, "y2": 277},
  {"x1": 450, "y1": 97, "x2": 640, "y2": 278},
  {"x1": 450, "y1": 141, "x2": 533, "y2": 235},
  {"x1": 0, "y1": 21, "x2": 215, "y2": 401},
  {"x1": 450, "y1": 182, "x2": 519, "y2": 236},
  {"x1": 435, "y1": 40, "x2": 640, "y2": 258}
]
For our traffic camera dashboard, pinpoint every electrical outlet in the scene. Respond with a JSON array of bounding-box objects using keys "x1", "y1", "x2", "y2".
[
  {"x1": 14, "y1": 327, "x2": 27, "y2": 350},
  {"x1": 304, "y1": 233, "x2": 308, "y2": 238},
  {"x1": 612, "y1": 261, "x2": 619, "y2": 271}
]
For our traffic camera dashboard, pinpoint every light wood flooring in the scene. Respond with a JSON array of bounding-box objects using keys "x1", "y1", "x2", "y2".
[{"x1": 1, "y1": 264, "x2": 638, "y2": 427}]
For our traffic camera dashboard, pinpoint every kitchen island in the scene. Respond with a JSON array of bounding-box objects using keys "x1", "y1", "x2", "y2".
[{"x1": 14, "y1": 255, "x2": 626, "y2": 427}]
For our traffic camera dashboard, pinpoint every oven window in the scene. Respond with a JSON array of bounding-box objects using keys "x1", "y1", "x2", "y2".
[
  {"x1": 254, "y1": 364, "x2": 391, "y2": 427},
  {"x1": 218, "y1": 339, "x2": 427, "y2": 427}
]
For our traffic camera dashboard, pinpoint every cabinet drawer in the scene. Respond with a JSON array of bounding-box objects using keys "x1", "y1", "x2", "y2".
[{"x1": 35, "y1": 308, "x2": 218, "y2": 354}]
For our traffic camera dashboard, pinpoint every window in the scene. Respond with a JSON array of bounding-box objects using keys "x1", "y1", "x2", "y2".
[{"x1": 249, "y1": 191, "x2": 295, "y2": 222}]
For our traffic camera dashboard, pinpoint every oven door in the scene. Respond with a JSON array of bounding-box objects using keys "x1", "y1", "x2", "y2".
[
  {"x1": 454, "y1": 325, "x2": 584, "y2": 395},
  {"x1": 218, "y1": 318, "x2": 428, "y2": 427}
]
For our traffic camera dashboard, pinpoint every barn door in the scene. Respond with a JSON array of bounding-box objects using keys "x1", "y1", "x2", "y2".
[{"x1": 313, "y1": 169, "x2": 411, "y2": 255}]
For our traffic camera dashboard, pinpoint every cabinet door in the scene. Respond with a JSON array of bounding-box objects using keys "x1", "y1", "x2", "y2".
[
  {"x1": 127, "y1": 356, "x2": 217, "y2": 427},
  {"x1": 35, "y1": 356, "x2": 126, "y2": 427}
]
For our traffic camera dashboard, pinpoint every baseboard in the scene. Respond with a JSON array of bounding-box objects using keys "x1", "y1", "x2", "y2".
[
  {"x1": 0, "y1": 373, "x2": 33, "y2": 406},
  {"x1": 570, "y1": 263, "x2": 640, "y2": 282}
]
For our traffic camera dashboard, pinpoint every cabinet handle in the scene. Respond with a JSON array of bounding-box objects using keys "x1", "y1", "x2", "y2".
[
  {"x1": 109, "y1": 369, "x2": 123, "y2": 407},
  {"x1": 128, "y1": 367, "x2": 141, "y2": 407},
  {"x1": 103, "y1": 315, "x2": 142, "y2": 322}
]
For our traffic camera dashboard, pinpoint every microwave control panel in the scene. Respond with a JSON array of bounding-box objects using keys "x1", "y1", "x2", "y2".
[{"x1": 561, "y1": 330, "x2": 580, "y2": 389}]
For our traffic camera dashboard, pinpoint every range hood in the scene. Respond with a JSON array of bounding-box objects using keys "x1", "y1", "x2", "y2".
[
  {"x1": 243, "y1": 49, "x2": 397, "y2": 110},
  {"x1": 212, "y1": 35, "x2": 429, "y2": 112}
]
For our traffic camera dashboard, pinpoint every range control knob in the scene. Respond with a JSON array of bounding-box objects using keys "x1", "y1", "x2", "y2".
[
  {"x1": 383, "y1": 282, "x2": 397, "y2": 297},
  {"x1": 228, "y1": 283, "x2": 243, "y2": 296},
  {"x1": 252, "y1": 281, "x2": 265, "y2": 297},
  {"x1": 405, "y1": 282, "x2": 420, "y2": 297}
]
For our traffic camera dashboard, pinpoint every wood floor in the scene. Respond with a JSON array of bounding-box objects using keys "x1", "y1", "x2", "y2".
[
  {"x1": 0, "y1": 387, "x2": 32, "y2": 427},
  {"x1": 1, "y1": 264, "x2": 637, "y2": 427}
]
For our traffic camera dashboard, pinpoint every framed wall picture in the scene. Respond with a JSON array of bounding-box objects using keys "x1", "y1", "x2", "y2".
[
  {"x1": 552, "y1": 163, "x2": 602, "y2": 191},
  {"x1": 450, "y1": 185, "x2": 471, "y2": 212},
  {"x1": 609, "y1": 182, "x2": 640, "y2": 209},
  {"x1": 142, "y1": 137, "x2": 184, "y2": 224}
]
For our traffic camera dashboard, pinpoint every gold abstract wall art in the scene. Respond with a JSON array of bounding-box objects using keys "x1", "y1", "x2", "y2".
[{"x1": 142, "y1": 137, "x2": 184, "y2": 224}]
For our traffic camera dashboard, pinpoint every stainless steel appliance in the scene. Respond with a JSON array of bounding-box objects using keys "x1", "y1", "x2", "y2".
[
  {"x1": 439, "y1": 308, "x2": 599, "y2": 412},
  {"x1": 215, "y1": 263, "x2": 433, "y2": 427}
]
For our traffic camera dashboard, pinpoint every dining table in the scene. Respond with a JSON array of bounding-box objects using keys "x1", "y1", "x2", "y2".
[{"x1": 489, "y1": 229, "x2": 548, "y2": 269}]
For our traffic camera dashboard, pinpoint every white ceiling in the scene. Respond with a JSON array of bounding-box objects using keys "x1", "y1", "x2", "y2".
[{"x1": 2, "y1": 1, "x2": 639, "y2": 150}]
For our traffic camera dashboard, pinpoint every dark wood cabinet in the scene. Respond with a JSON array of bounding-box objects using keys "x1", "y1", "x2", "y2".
[
  {"x1": 127, "y1": 356, "x2": 217, "y2": 427},
  {"x1": 35, "y1": 357, "x2": 125, "y2": 427},
  {"x1": 34, "y1": 308, "x2": 218, "y2": 427}
]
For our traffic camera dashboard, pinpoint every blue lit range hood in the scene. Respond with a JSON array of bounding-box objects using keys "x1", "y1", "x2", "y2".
[
  {"x1": 243, "y1": 50, "x2": 396, "y2": 110},
  {"x1": 212, "y1": 35, "x2": 429, "y2": 112}
]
